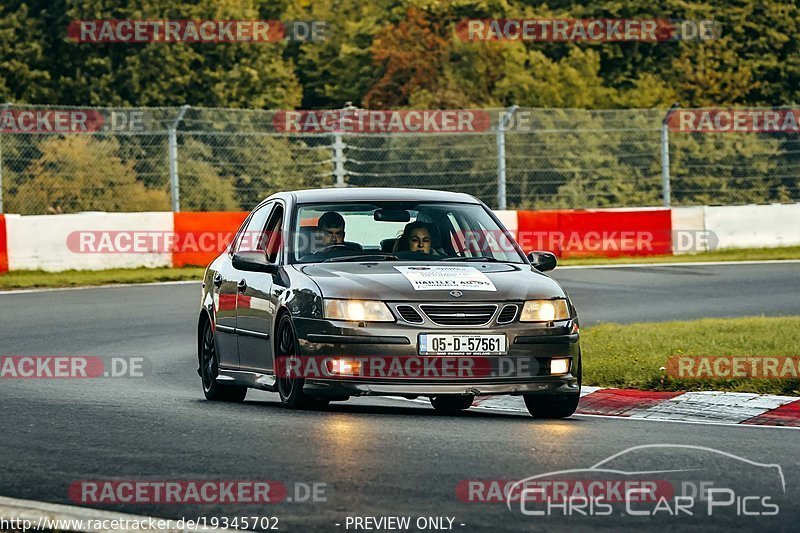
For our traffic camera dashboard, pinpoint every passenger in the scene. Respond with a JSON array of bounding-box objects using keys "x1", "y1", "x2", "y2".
[{"x1": 394, "y1": 221, "x2": 441, "y2": 255}]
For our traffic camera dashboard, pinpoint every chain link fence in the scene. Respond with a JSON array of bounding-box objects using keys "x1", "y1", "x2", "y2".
[{"x1": 1, "y1": 104, "x2": 798, "y2": 214}]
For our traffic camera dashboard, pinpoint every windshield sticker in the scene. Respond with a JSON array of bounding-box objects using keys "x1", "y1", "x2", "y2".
[{"x1": 394, "y1": 266, "x2": 497, "y2": 291}]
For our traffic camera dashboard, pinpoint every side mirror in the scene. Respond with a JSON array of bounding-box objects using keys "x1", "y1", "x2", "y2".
[
  {"x1": 232, "y1": 251, "x2": 277, "y2": 273},
  {"x1": 527, "y1": 251, "x2": 557, "y2": 272}
]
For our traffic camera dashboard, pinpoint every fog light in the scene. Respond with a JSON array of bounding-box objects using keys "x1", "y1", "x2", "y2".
[
  {"x1": 327, "y1": 358, "x2": 362, "y2": 376},
  {"x1": 550, "y1": 358, "x2": 570, "y2": 375}
]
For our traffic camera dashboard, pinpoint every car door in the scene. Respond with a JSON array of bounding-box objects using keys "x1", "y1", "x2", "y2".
[
  {"x1": 212, "y1": 256, "x2": 241, "y2": 370},
  {"x1": 213, "y1": 210, "x2": 257, "y2": 370},
  {"x1": 235, "y1": 202, "x2": 284, "y2": 373},
  {"x1": 215, "y1": 202, "x2": 274, "y2": 369}
]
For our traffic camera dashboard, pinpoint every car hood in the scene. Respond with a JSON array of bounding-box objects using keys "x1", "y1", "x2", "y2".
[{"x1": 297, "y1": 262, "x2": 567, "y2": 302}]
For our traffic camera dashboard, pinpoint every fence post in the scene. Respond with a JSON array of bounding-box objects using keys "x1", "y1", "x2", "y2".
[
  {"x1": 496, "y1": 105, "x2": 518, "y2": 210},
  {"x1": 332, "y1": 104, "x2": 355, "y2": 188},
  {"x1": 0, "y1": 102, "x2": 10, "y2": 214},
  {"x1": 333, "y1": 131, "x2": 346, "y2": 187},
  {"x1": 168, "y1": 105, "x2": 190, "y2": 212},
  {"x1": 661, "y1": 104, "x2": 679, "y2": 208}
]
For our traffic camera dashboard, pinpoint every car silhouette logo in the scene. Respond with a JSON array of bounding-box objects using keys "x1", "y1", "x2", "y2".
[{"x1": 449, "y1": 290, "x2": 463, "y2": 298}]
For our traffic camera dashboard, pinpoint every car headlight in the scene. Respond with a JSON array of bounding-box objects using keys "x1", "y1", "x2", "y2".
[
  {"x1": 324, "y1": 299, "x2": 395, "y2": 322},
  {"x1": 520, "y1": 299, "x2": 570, "y2": 322}
]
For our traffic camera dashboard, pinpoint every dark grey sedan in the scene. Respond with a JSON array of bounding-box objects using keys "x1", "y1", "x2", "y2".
[{"x1": 197, "y1": 188, "x2": 581, "y2": 418}]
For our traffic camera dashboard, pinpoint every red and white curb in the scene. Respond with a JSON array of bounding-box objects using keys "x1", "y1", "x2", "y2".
[{"x1": 405, "y1": 387, "x2": 800, "y2": 427}]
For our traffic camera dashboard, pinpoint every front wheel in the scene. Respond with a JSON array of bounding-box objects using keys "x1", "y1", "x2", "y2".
[
  {"x1": 523, "y1": 394, "x2": 579, "y2": 419},
  {"x1": 430, "y1": 395, "x2": 474, "y2": 414},
  {"x1": 275, "y1": 314, "x2": 327, "y2": 410},
  {"x1": 200, "y1": 320, "x2": 247, "y2": 402},
  {"x1": 524, "y1": 353, "x2": 581, "y2": 419}
]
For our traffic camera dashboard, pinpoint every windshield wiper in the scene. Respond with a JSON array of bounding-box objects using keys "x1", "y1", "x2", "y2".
[
  {"x1": 441, "y1": 256, "x2": 501, "y2": 262},
  {"x1": 324, "y1": 254, "x2": 399, "y2": 263}
]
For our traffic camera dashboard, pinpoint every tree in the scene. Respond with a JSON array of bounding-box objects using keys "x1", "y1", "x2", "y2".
[
  {"x1": 7, "y1": 135, "x2": 170, "y2": 214},
  {"x1": 0, "y1": 0, "x2": 302, "y2": 108},
  {"x1": 176, "y1": 138, "x2": 240, "y2": 211}
]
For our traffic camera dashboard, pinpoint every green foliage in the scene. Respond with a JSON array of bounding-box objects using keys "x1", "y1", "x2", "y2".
[
  {"x1": 0, "y1": 0, "x2": 301, "y2": 108},
  {"x1": 0, "y1": 0, "x2": 798, "y2": 212},
  {"x1": 669, "y1": 132, "x2": 791, "y2": 205},
  {"x1": 6, "y1": 135, "x2": 170, "y2": 213},
  {"x1": 2, "y1": 0, "x2": 798, "y2": 109},
  {"x1": 176, "y1": 138, "x2": 240, "y2": 211}
]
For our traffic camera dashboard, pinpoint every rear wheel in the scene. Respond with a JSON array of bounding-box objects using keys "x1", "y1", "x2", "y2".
[
  {"x1": 200, "y1": 319, "x2": 247, "y2": 402},
  {"x1": 275, "y1": 314, "x2": 328, "y2": 410},
  {"x1": 430, "y1": 395, "x2": 474, "y2": 414},
  {"x1": 523, "y1": 353, "x2": 581, "y2": 419}
]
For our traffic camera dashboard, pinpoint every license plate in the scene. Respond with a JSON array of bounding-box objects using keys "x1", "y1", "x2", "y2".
[{"x1": 419, "y1": 334, "x2": 507, "y2": 355}]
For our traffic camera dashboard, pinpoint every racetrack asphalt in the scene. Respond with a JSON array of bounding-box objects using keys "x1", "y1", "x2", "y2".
[
  {"x1": 0, "y1": 263, "x2": 798, "y2": 532},
  {"x1": 553, "y1": 262, "x2": 800, "y2": 324}
]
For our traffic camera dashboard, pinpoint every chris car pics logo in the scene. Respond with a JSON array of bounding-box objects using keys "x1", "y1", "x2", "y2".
[{"x1": 503, "y1": 445, "x2": 785, "y2": 518}]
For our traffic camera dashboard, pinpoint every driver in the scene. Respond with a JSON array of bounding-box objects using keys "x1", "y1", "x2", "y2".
[
  {"x1": 312, "y1": 212, "x2": 362, "y2": 254},
  {"x1": 317, "y1": 211, "x2": 346, "y2": 247}
]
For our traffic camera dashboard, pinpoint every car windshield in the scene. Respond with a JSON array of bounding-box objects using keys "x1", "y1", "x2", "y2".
[{"x1": 291, "y1": 201, "x2": 525, "y2": 264}]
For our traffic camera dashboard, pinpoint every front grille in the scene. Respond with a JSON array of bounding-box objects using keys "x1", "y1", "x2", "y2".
[
  {"x1": 420, "y1": 304, "x2": 498, "y2": 326},
  {"x1": 497, "y1": 304, "x2": 519, "y2": 324},
  {"x1": 396, "y1": 305, "x2": 424, "y2": 323}
]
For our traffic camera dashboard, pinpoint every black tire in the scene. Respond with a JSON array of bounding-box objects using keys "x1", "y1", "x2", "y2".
[
  {"x1": 430, "y1": 395, "x2": 474, "y2": 413},
  {"x1": 200, "y1": 319, "x2": 247, "y2": 402},
  {"x1": 275, "y1": 314, "x2": 327, "y2": 410},
  {"x1": 523, "y1": 394, "x2": 580, "y2": 419},
  {"x1": 523, "y1": 352, "x2": 582, "y2": 419}
]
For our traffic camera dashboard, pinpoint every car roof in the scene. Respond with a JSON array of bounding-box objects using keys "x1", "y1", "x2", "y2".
[{"x1": 265, "y1": 187, "x2": 481, "y2": 205}]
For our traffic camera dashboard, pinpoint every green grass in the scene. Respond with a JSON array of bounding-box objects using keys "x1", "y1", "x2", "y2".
[
  {"x1": 582, "y1": 316, "x2": 800, "y2": 395},
  {"x1": 559, "y1": 245, "x2": 800, "y2": 266},
  {"x1": 0, "y1": 267, "x2": 205, "y2": 290}
]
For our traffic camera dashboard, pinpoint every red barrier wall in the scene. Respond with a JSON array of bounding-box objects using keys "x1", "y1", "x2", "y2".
[
  {"x1": 172, "y1": 208, "x2": 671, "y2": 266},
  {"x1": 173, "y1": 212, "x2": 249, "y2": 267},
  {"x1": 0, "y1": 215, "x2": 8, "y2": 273},
  {"x1": 516, "y1": 209, "x2": 672, "y2": 257}
]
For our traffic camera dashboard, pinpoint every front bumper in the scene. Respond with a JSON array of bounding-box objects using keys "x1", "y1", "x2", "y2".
[
  {"x1": 293, "y1": 315, "x2": 580, "y2": 398},
  {"x1": 302, "y1": 376, "x2": 578, "y2": 398}
]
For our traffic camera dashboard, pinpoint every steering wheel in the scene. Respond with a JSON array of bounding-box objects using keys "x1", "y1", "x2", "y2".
[{"x1": 313, "y1": 243, "x2": 354, "y2": 255}]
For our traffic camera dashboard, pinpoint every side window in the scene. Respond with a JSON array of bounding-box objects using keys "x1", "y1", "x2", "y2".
[
  {"x1": 447, "y1": 211, "x2": 480, "y2": 257},
  {"x1": 230, "y1": 214, "x2": 253, "y2": 253},
  {"x1": 235, "y1": 203, "x2": 274, "y2": 253},
  {"x1": 471, "y1": 218, "x2": 497, "y2": 259},
  {"x1": 447, "y1": 212, "x2": 469, "y2": 256},
  {"x1": 262, "y1": 205, "x2": 285, "y2": 263}
]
